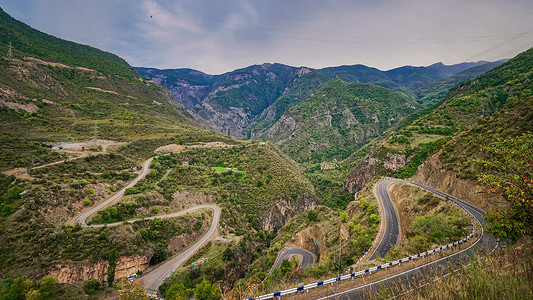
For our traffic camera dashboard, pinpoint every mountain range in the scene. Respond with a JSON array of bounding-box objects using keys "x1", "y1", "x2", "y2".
[{"x1": 136, "y1": 59, "x2": 506, "y2": 140}]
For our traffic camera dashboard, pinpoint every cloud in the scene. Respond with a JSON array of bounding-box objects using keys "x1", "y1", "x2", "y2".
[{"x1": 2, "y1": 0, "x2": 533, "y2": 74}]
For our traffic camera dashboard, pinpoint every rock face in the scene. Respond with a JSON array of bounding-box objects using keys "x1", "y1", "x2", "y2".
[
  {"x1": 44, "y1": 255, "x2": 150, "y2": 284},
  {"x1": 261, "y1": 193, "x2": 317, "y2": 232},
  {"x1": 411, "y1": 151, "x2": 499, "y2": 211},
  {"x1": 137, "y1": 64, "x2": 301, "y2": 138},
  {"x1": 345, "y1": 150, "x2": 406, "y2": 193}
]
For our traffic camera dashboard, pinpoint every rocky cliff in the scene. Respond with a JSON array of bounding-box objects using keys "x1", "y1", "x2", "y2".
[
  {"x1": 261, "y1": 192, "x2": 318, "y2": 232},
  {"x1": 43, "y1": 255, "x2": 150, "y2": 284},
  {"x1": 345, "y1": 147, "x2": 406, "y2": 193},
  {"x1": 411, "y1": 150, "x2": 501, "y2": 212}
]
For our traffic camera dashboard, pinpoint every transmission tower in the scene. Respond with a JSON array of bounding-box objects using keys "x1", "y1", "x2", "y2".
[
  {"x1": 7, "y1": 42, "x2": 13, "y2": 59},
  {"x1": 91, "y1": 121, "x2": 99, "y2": 141}
]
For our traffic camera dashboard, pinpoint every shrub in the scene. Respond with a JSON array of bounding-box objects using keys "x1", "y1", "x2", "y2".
[
  {"x1": 86, "y1": 188, "x2": 96, "y2": 197},
  {"x1": 84, "y1": 279, "x2": 100, "y2": 295},
  {"x1": 307, "y1": 210, "x2": 318, "y2": 222},
  {"x1": 150, "y1": 247, "x2": 167, "y2": 265},
  {"x1": 369, "y1": 214, "x2": 380, "y2": 224},
  {"x1": 194, "y1": 279, "x2": 221, "y2": 300},
  {"x1": 359, "y1": 198, "x2": 369, "y2": 210}
]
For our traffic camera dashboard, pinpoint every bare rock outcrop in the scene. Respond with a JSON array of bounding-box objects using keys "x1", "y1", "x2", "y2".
[
  {"x1": 261, "y1": 193, "x2": 317, "y2": 232},
  {"x1": 345, "y1": 152, "x2": 405, "y2": 193},
  {"x1": 411, "y1": 151, "x2": 501, "y2": 211},
  {"x1": 43, "y1": 255, "x2": 150, "y2": 284}
]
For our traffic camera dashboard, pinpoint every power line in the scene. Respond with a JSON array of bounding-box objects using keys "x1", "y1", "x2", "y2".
[{"x1": 463, "y1": 29, "x2": 533, "y2": 62}]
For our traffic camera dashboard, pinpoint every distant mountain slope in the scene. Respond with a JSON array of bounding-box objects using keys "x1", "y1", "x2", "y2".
[
  {"x1": 383, "y1": 61, "x2": 489, "y2": 90},
  {"x1": 138, "y1": 59, "x2": 503, "y2": 141},
  {"x1": 138, "y1": 63, "x2": 301, "y2": 138},
  {"x1": 344, "y1": 48, "x2": 533, "y2": 193},
  {"x1": 245, "y1": 68, "x2": 329, "y2": 137},
  {"x1": 0, "y1": 8, "x2": 220, "y2": 170},
  {"x1": 319, "y1": 64, "x2": 400, "y2": 90},
  {"x1": 261, "y1": 79, "x2": 419, "y2": 163},
  {"x1": 415, "y1": 60, "x2": 507, "y2": 105},
  {"x1": 135, "y1": 67, "x2": 223, "y2": 111}
]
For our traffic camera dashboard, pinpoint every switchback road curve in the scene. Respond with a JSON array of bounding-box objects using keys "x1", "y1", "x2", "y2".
[
  {"x1": 272, "y1": 248, "x2": 316, "y2": 271},
  {"x1": 317, "y1": 179, "x2": 495, "y2": 299},
  {"x1": 70, "y1": 156, "x2": 221, "y2": 296}
]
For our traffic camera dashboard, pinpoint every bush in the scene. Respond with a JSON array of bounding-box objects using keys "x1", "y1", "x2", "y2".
[
  {"x1": 86, "y1": 188, "x2": 96, "y2": 197},
  {"x1": 84, "y1": 279, "x2": 100, "y2": 295},
  {"x1": 307, "y1": 210, "x2": 318, "y2": 222},
  {"x1": 359, "y1": 198, "x2": 369, "y2": 210},
  {"x1": 150, "y1": 246, "x2": 167, "y2": 265},
  {"x1": 194, "y1": 279, "x2": 221, "y2": 300},
  {"x1": 369, "y1": 214, "x2": 380, "y2": 224}
]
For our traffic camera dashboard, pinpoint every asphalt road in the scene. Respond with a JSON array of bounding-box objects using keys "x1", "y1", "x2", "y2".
[
  {"x1": 272, "y1": 247, "x2": 316, "y2": 270},
  {"x1": 141, "y1": 205, "x2": 221, "y2": 295},
  {"x1": 317, "y1": 180, "x2": 495, "y2": 299},
  {"x1": 368, "y1": 178, "x2": 403, "y2": 259},
  {"x1": 70, "y1": 156, "x2": 222, "y2": 295},
  {"x1": 75, "y1": 157, "x2": 154, "y2": 227}
]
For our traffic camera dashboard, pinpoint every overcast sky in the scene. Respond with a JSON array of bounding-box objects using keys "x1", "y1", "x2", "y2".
[{"x1": 2, "y1": 0, "x2": 533, "y2": 74}]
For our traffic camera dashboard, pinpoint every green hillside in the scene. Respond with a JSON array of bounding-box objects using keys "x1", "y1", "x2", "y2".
[
  {"x1": 415, "y1": 60, "x2": 506, "y2": 106},
  {"x1": 263, "y1": 79, "x2": 419, "y2": 164},
  {"x1": 345, "y1": 48, "x2": 533, "y2": 191},
  {"x1": 0, "y1": 8, "x2": 136, "y2": 79},
  {"x1": 0, "y1": 8, "x2": 228, "y2": 171},
  {"x1": 247, "y1": 68, "x2": 329, "y2": 137}
]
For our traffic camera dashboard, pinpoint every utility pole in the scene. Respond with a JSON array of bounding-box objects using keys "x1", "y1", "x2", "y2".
[{"x1": 7, "y1": 42, "x2": 13, "y2": 59}]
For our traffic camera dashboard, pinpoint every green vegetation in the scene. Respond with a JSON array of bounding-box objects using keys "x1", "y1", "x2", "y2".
[
  {"x1": 395, "y1": 137, "x2": 450, "y2": 178},
  {"x1": 266, "y1": 79, "x2": 419, "y2": 164},
  {"x1": 474, "y1": 134, "x2": 533, "y2": 242},
  {"x1": 0, "y1": 8, "x2": 136, "y2": 78},
  {"x1": 304, "y1": 164, "x2": 354, "y2": 210},
  {"x1": 83, "y1": 279, "x2": 100, "y2": 295},
  {"x1": 346, "y1": 48, "x2": 533, "y2": 195},
  {"x1": 307, "y1": 210, "x2": 318, "y2": 221},
  {"x1": 0, "y1": 276, "x2": 66, "y2": 300},
  {"x1": 246, "y1": 69, "x2": 329, "y2": 137}
]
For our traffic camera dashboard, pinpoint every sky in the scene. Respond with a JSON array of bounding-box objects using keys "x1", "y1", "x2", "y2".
[{"x1": 2, "y1": 0, "x2": 533, "y2": 74}]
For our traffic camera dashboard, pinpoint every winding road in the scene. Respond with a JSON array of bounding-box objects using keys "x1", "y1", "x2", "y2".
[
  {"x1": 316, "y1": 179, "x2": 494, "y2": 299},
  {"x1": 71, "y1": 156, "x2": 221, "y2": 296},
  {"x1": 368, "y1": 178, "x2": 402, "y2": 260},
  {"x1": 272, "y1": 247, "x2": 316, "y2": 271},
  {"x1": 75, "y1": 157, "x2": 154, "y2": 227}
]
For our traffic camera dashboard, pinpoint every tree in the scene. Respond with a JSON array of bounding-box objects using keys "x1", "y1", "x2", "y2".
[
  {"x1": 193, "y1": 279, "x2": 221, "y2": 300},
  {"x1": 84, "y1": 279, "x2": 100, "y2": 295},
  {"x1": 107, "y1": 250, "x2": 118, "y2": 286},
  {"x1": 307, "y1": 210, "x2": 318, "y2": 222},
  {"x1": 38, "y1": 276, "x2": 57, "y2": 298},
  {"x1": 474, "y1": 133, "x2": 533, "y2": 241},
  {"x1": 119, "y1": 277, "x2": 148, "y2": 300},
  {"x1": 166, "y1": 283, "x2": 187, "y2": 300}
]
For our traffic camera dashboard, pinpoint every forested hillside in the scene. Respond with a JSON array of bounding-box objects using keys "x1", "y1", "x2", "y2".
[
  {"x1": 345, "y1": 48, "x2": 533, "y2": 194},
  {"x1": 262, "y1": 79, "x2": 419, "y2": 164}
]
